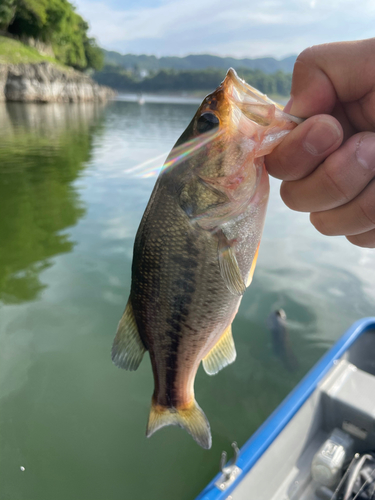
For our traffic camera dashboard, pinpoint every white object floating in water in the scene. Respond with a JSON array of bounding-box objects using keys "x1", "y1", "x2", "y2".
[{"x1": 20, "y1": 466, "x2": 25, "y2": 472}]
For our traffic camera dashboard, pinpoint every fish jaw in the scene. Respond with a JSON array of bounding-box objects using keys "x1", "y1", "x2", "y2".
[
  {"x1": 223, "y1": 68, "x2": 303, "y2": 127},
  {"x1": 218, "y1": 67, "x2": 302, "y2": 168},
  {"x1": 180, "y1": 68, "x2": 299, "y2": 230}
]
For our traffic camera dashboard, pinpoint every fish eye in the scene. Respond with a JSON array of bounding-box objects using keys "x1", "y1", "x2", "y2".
[{"x1": 196, "y1": 112, "x2": 219, "y2": 134}]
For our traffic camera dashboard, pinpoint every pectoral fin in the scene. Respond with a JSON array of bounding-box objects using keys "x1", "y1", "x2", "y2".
[
  {"x1": 217, "y1": 230, "x2": 246, "y2": 296},
  {"x1": 111, "y1": 300, "x2": 146, "y2": 371},
  {"x1": 202, "y1": 325, "x2": 236, "y2": 376}
]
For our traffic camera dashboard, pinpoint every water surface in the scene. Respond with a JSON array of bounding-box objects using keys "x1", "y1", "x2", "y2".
[{"x1": 0, "y1": 99, "x2": 374, "y2": 500}]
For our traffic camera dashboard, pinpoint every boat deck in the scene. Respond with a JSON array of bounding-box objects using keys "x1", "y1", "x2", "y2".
[{"x1": 196, "y1": 318, "x2": 375, "y2": 500}]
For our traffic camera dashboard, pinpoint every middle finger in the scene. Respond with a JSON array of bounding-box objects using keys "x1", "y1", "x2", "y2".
[
  {"x1": 310, "y1": 178, "x2": 375, "y2": 236},
  {"x1": 280, "y1": 132, "x2": 375, "y2": 213}
]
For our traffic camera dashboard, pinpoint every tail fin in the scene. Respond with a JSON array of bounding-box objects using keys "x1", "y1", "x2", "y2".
[{"x1": 146, "y1": 400, "x2": 212, "y2": 449}]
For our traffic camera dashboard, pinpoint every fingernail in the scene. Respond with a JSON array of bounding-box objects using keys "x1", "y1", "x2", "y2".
[
  {"x1": 283, "y1": 97, "x2": 293, "y2": 114},
  {"x1": 303, "y1": 119, "x2": 342, "y2": 156},
  {"x1": 356, "y1": 135, "x2": 375, "y2": 169}
]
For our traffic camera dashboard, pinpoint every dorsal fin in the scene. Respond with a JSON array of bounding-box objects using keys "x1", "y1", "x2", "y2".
[
  {"x1": 111, "y1": 300, "x2": 146, "y2": 371},
  {"x1": 202, "y1": 325, "x2": 236, "y2": 376}
]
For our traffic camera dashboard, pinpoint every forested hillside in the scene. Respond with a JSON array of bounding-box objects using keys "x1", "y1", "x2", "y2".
[
  {"x1": 93, "y1": 66, "x2": 292, "y2": 96},
  {"x1": 102, "y1": 50, "x2": 297, "y2": 74},
  {"x1": 0, "y1": 0, "x2": 103, "y2": 70}
]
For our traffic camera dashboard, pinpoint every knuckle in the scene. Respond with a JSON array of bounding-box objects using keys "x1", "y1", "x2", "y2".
[
  {"x1": 322, "y1": 167, "x2": 352, "y2": 205},
  {"x1": 346, "y1": 233, "x2": 375, "y2": 249},
  {"x1": 357, "y1": 199, "x2": 375, "y2": 228},
  {"x1": 359, "y1": 95, "x2": 375, "y2": 131},
  {"x1": 280, "y1": 181, "x2": 298, "y2": 210},
  {"x1": 355, "y1": 132, "x2": 375, "y2": 171},
  {"x1": 310, "y1": 212, "x2": 333, "y2": 236},
  {"x1": 295, "y1": 46, "x2": 316, "y2": 67},
  {"x1": 266, "y1": 152, "x2": 291, "y2": 180},
  {"x1": 266, "y1": 140, "x2": 303, "y2": 180},
  {"x1": 267, "y1": 119, "x2": 323, "y2": 181}
]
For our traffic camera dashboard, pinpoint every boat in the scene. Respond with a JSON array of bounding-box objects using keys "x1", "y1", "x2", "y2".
[{"x1": 195, "y1": 317, "x2": 375, "y2": 500}]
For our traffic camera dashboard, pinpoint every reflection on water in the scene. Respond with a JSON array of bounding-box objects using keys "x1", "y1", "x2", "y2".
[
  {"x1": 0, "y1": 99, "x2": 374, "y2": 500},
  {"x1": 0, "y1": 103, "x2": 104, "y2": 303}
]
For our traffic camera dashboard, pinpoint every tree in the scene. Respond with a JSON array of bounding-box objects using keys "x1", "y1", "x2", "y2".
[
  {"x1": 4, "y1": 0, "x2": 104, "y2": 71},
  {"x1": 0, "y1": 0, "x2": 17, "y2": 31},
  {"x1": 7, "y1": 0, "x2": 49, "y2": 39},
  {"x1": 92, "y1": 66, "x2": 292, "y2": 95},
  {"x1": 83, "y1": 36, "x2": 103, "y2": 71}
]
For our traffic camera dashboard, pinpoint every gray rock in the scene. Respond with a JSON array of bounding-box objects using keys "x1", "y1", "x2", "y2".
[
  {"x1": 1, "y1": 62, "x2": 115, "y2": 102},
  {"x1": 0, "y1": 65, "x2": 8, "y2": 101}
]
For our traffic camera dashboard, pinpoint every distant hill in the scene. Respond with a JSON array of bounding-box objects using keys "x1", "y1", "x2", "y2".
[
  {"x1": 102, "y1": 50, "x2": 297, "y2": 74},
  {"x1": 93, "y1": 66, "x2": 292, "y2": 96}
]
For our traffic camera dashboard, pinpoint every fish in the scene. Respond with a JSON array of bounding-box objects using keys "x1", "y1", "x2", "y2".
[
  {"x1": 267, "y1": 309, "x2": 299, "y2": 372},
  {"x1": 112, "y1": 68, "x2": 302, "y2": 449}
]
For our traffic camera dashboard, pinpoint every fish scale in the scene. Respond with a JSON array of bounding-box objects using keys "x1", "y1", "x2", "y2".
[
  {"x1": 111, "y1": 68, "x2": 302, "y2": 449},
  {"x1": 133, "y1": 182, "x2": 236, "y2": 407}
]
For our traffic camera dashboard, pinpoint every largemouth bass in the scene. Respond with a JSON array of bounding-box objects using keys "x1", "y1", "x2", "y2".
[{"x1": 112, "y1": 69, "x2": 302, "y2": 449}]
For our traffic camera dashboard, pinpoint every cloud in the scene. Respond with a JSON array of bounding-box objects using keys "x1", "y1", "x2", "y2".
[{"x1": 73, "y1": 0, "x2": 375, "y2": 58}]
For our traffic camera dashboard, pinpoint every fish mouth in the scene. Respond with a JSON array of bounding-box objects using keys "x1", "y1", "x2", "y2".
[{"x1": 222, "y1": 68, "x2": 303, "y2": 126}]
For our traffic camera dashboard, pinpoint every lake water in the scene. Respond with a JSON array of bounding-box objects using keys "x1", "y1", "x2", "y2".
[{"x1": 1, "y1": 97, "x2": 374, "y2": 500}]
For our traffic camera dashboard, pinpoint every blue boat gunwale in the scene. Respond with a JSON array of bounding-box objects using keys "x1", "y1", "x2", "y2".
[{"x1": 195, "y1": 317, "x2": 375, "y2": 500}]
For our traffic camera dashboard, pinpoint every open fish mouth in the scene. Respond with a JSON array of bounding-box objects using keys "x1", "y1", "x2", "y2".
[{"x1": 222, "y1": 67, "x2": 303, "y2": 127}]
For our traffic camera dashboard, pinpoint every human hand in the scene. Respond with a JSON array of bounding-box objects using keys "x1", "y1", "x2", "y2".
[{"x1": 266, "y1": 38, "x2": 375, "y2": 248}]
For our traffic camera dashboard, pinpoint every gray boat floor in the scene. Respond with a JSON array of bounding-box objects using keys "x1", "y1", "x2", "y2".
[{"x1": 229, "y1": 330, "x2": 375, "y2": 500}]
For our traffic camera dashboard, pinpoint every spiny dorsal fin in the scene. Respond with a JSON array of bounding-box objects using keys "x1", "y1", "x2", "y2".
[
  {"x1": 202, "y1": 325, "x2": 236, "y2": 376},
  {"x1": 111, "y1": 300, "x2": 146, "y2": 371},
  {"x1": 146, "y1": 400, "x2": 212, "y2": 450},
  {"x1": 217, "y1": 229, "x2": 246, "y2": 296}
]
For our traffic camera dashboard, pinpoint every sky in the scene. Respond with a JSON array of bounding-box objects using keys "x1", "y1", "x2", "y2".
[{"x1": 73, "y1": 0, "x2": 375, "y2": 59}]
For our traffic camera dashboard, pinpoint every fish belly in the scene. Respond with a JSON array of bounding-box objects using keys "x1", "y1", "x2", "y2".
[{"x1": 131, "y1": 185, "x2": 240, "y2": 409}]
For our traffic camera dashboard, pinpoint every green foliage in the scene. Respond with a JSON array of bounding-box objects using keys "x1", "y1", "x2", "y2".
[
  {"x1": 0, "y1": 0, "x2": 17, "y2": 31},
  {"x1": 83, "y1": 37, "x2": 104, "y2": 71},
  {"x1": 0, "y1": 35, "x2": 61, "y2": 64},
  {"x1": 93, "y1": 66, "x2": 292, "y2": 96},
  {"x1": 3, "y1": 0, "x2": 103, "y2": 71},
  {"x1": 7, "y1": 0, "x2": 49, "y2": 38},
  {"x1": 102, "y1": 49, "x2": 297, "y2": 74}
]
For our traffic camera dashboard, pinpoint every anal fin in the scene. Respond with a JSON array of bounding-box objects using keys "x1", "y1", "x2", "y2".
[
  {"x1": 111, "y1": 300, "x2": 146, "y2": 371},
  {"x1": 202, "y1": 325, "x2": 236, "y2": 376},
  {"x1": 217, "y1": 229, "x2": 246, "y2": 296}
]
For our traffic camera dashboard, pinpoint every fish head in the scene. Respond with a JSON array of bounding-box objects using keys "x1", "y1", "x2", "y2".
[
  {"x1": 169, "y1": 68, "x2": 301, "y2": 226},
  {"x1": 193, "y1": 68, "x2": 302, "y2": 197}
]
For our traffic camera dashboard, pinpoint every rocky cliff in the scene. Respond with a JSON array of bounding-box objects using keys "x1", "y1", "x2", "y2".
[{"x1": 0, "y1": 62, "x2": 115, "y2": 102}]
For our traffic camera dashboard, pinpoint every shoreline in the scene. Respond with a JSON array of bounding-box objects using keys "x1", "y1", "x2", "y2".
[
  {"x1": 114, "y1": 91, "x2": 289, "y2": 106},
  {"x1": 0, "y1": 62, "x2": 115, "y2": 103}
]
